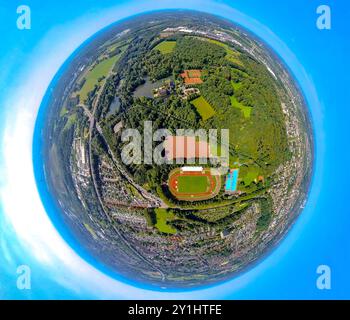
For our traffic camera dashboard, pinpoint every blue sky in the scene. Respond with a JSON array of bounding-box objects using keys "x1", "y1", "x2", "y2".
[{"x1": 0, "y1": 0, "x2": 349, "y2": 299}]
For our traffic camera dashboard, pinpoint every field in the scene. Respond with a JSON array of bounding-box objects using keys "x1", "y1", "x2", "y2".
[
  {"x1": 240, "y1": 166, "x2": 260, "y2": 185},
  {"x1": 154, "y1": 208, "x2": 176, "y2": 234},
  {"x1": 231, "y1": 80, "x2": 242, "y2": 91},
  {"x1": 63, "y1": 113, "x2": 77, "y2": 131},
  {"x1": 205, "y1": 38, "x2": 243, "y2": 66},
  {"x1": 230, "y1": 95, "x2": 252, "y2": 118},
  {"x1": 191, "y1": 96, "x2": 216, "y2": 120},
  {"x1": 78, "y1": 54, "x2": 121, "y2": 102},
  {"x1": 154, "y1": 41, "x2": 177, "y2": 54},
  {"x1": 177, "y1": 175, "x2": 208, "y2": 193},
  {"x1": 230, "y1": 80, "x2": 252, "y2": 118},
  {"x1": 168, "y1": 168, "x2": 221, "y2": 201}
]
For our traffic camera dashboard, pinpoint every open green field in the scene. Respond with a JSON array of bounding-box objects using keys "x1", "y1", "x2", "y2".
[
  {"x1": 230, "y1": 95, "x2": 252, "y2": 118},
  {"x1": 107, "y1": 42, "x2": 128, "y2": 53},
  {"x1": 231, "y1": 80, "x2": 242, "y2": 91},
  {"x1": 191, "y1": 96, "x2": 216, "y2": 120},
  {"x1": 154, "y1": 41, "x2": 177, "y2": 54},
  {"x1": 205, "y1": 38, "x2": 243, "y2": 66},
  {"x1": 239, "y1": 165, "x2": 260, "y2": 185},
  {"x1": 154, "y1": 208, "x2": 176, "y2": 234},
  {"x1": 79, "y1": 54, "x2": 120, "y2": 103},
  {"x1": 177, "y1": 175, "x2": 209, "y2": 193}
]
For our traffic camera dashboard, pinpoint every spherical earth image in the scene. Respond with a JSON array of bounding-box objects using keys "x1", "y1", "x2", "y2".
[{"x1": 38, "y1": 10, "x2": 313, "y2": 288}]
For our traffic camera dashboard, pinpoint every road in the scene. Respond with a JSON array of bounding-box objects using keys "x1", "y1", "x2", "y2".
[{"x1": 79, "y1": 73, "x2": 166, "y2": 281}]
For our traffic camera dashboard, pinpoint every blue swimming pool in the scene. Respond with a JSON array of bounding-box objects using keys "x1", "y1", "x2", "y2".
[{"x1": 225, "y1": 169, "x2": 239, "y2": 192}]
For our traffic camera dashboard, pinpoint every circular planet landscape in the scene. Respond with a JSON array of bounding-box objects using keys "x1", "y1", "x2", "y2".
[{"x1": 37, "y1": 10, "x2": 313, "y2": 288}]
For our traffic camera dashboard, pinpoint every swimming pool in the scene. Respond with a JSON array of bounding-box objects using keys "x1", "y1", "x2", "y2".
[{"x1": 225, "y1": 169, "x2": 239, "y2": 192}]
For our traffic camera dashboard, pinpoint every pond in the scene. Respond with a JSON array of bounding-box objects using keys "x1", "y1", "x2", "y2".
[{"x1": 133, "y1": 76, "x2": 172, "y2": 98}]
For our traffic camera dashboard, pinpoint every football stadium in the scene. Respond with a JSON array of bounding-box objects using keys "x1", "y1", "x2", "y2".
[{"x1": 168, "y1": 167, "x2": 221, "y2": 201}]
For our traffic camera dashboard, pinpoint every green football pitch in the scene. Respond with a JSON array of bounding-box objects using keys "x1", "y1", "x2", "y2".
[{"x1": 177, "y1": 175, "x2": 209, "y2": 193}]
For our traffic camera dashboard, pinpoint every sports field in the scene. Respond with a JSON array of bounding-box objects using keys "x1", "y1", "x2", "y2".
[
  {"x1": 154, "y1": 41, "x2": 177, "y2": 54},
  {"x1": 177, "y1": 175, "x2": 208, "y2": 193},
  {"x1": 191, "y1": 96, "x2": 216, "y2": 121},
  {"x1": 168, "y1": 167, "x2": 221, "y2": 201},
  {"x1": 180, "y1": 69, "x2": 203, "y2": 85}
]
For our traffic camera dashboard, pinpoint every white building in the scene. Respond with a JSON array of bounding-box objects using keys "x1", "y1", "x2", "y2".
[{"x1": 181, "y1": 166, "x2": 203, "y2": 172}]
